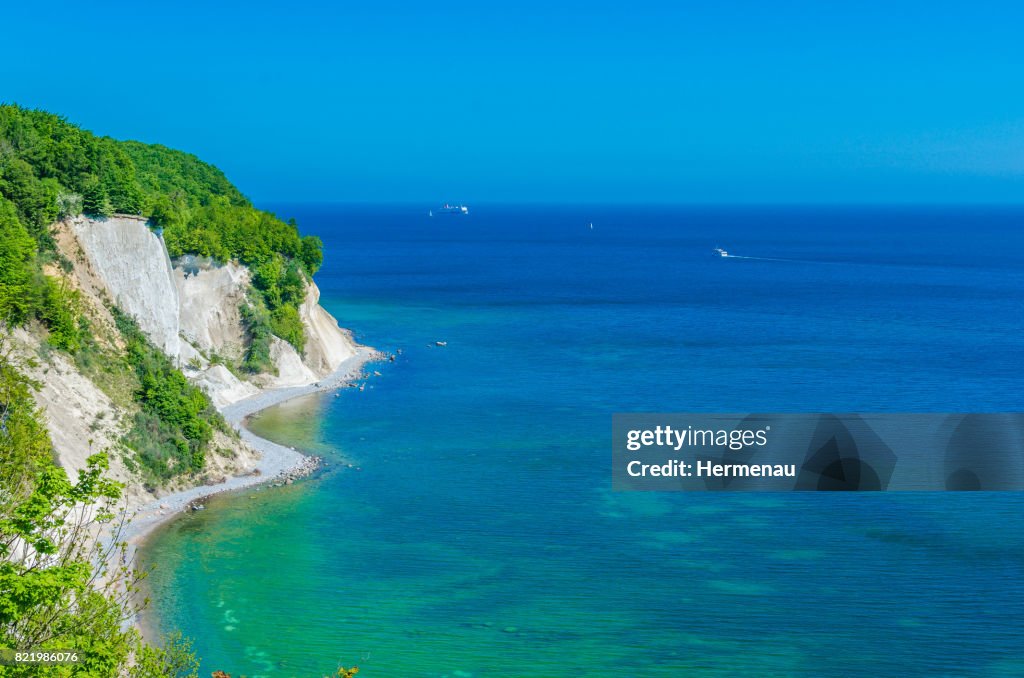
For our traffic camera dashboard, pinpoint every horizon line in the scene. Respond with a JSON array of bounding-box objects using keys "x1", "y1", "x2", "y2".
[{"x1": 255, "y1": 200, "x2": 1024, "y2": 208}]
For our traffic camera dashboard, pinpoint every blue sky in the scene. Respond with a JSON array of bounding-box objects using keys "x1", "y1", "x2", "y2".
[{"x1": 3, "y1": 1, "x2": 1023, "y2": 203}]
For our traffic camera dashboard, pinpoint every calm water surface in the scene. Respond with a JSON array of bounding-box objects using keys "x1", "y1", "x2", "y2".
[{"x1": 142, "y1": 206, "x2": 1024, "y2": 677}]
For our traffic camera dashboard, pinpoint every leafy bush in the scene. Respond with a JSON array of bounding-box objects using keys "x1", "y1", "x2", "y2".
[
  {"x1": 271, "y1": 304, "x2": 305, "y2": 354},
  {"x1": 0, "y1": 351, "x2": 198, "y2": 677},
  {"x1": 239, "y1": 300, "x2": 275, "y2": 374},
  {"x1": 0, "y1": 197, "x2": 36, "y2": 324},
  {"x1": 56, "y1": 189, "x2": 82, "y2": 219},
  {"x1": 114, "y1": 310, "x2": 225, "y2": 480},
  {"x1": 37, "y1": 275, "x2": 82, "y2": 351},
  {"x1": 300, "y1": 234, "x2": 324, "y2": 275},
  {"x1": 81, "y1": 175, "x2": 114, "y2": 217}
]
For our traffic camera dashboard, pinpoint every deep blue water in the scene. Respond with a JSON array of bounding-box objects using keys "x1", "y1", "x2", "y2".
[{"x1": 142, "y1": 205, "x2": 1024, "y2": 677}]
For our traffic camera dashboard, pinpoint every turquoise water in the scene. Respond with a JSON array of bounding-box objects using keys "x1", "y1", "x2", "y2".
[{"x1": 141, "y1": 206, "x2": 1024, "y2": 677}]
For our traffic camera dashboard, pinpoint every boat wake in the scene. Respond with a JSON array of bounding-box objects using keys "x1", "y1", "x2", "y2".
[
  {"x1": 714, "y1": 247, "x2": 790, "y2": 262},
  {"x1": 720, "y1": 254, "x2": 791, "y2": 262}
]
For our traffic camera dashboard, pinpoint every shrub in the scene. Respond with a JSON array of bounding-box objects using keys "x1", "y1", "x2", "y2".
[
  {"x1": 37, "y1": 274, "x2": 82, "y2": 351},
  {"x1": 0, "y1": 197, "x2": 36, "y2": 324},
  {"x1": 114, "y1": 310, "x2": 224, "y2": 480},
  {"x1": 271, "y1": 304, "x2": 305, "y2": 355},
  {"x1": 0, "y1": 351, "x2": 197, "y2": 676},
  {"x1": 239, "y1": 300, "x2": 275, "y2": 374}
]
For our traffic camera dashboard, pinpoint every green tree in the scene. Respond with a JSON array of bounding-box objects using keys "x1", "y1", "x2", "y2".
[
  {"x1": 0, "y1": 157, "x2": 59, "y2": 243},
  {"x1": 239, "y1": 301, "x2": 275, "y2": 374},
  {"x1": 270, "y1": 304, "x2": 305, "y2": 355},
  {"x1": 128, "y1": 631, "x2": 199, "y2": 677},
  {"x1": 148, "y1": 195, "x2": 185, "y2": 230},
  {"x1": 0, "y1": 198, "x2": 36, "y2": 324},
  {"x1": 0, "y1": 348, "x2": 198, "y2": 676},
  {"x1": 37, "y1": 275, "x2": 83, "y2": 351},
  {"x1": 81, "y1": 177, "x2": 112, "y2": 218},
  {"x1": 56, "y1": 190, "x2": 83, "y2": 220},
  {"x1": 300, "y1": 235, "x2": 324, "y2": 275}
]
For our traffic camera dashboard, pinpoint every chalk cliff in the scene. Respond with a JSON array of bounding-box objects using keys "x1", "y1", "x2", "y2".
[
  {"x1": 175, "y1": 260, "x2": 250, "y2": 362},
  {"x1": 70, "y1": 215, "x2": 187, "y2": 360},
  {"x1": 67, "y1": 214, "x2": 357, "y2": 400},
  {"x1": 15, "y1": 214, "x2": 363, "y2": 506}
]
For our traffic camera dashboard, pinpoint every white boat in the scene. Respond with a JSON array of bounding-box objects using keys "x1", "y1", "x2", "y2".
[
  {"x1": 712, "y1": 247, "x2": 729, "y2": 257},
  {"x1": 436, "y1": 203, "x2": 469, "y2": 215}
]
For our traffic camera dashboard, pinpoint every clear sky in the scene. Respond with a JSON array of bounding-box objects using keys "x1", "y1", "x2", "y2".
[{"x1": 3, "y1": 1, "x2": 1023, "y2": 203}]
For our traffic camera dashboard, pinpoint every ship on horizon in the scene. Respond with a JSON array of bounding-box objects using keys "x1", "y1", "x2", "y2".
[{"x1": 431, "y1": 203, "x2": 469, "y2": 216}]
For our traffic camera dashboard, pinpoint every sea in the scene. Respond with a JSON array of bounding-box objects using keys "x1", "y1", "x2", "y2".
[{"x1": 140, "y1": 205, "x2": 1024, "y2": 677}]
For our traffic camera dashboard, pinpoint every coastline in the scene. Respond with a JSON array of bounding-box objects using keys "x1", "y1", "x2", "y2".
[{"x1": 119, "y1": 346, "x2": 379, "y2": 558}]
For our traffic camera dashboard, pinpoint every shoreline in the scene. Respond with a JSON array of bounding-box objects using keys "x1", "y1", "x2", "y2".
[{"x1": 119, "y1": 346, "x2": 379, "y2": 558}]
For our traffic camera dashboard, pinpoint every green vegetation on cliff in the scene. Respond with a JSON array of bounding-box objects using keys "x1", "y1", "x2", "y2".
[
  {"x1": 0, "y1": 198, "x2": 37, "y2": 324},
  {"x1": 0, "y1": 103, "x2": 322, "y2": 353},
  {"x1": 114, "y1": 310, "x2": 230, "y2": 481},
  {"x1": 0, "y1": 103, "x2": 325, "y2": 482},
  {"x1": 0, "y1": 348, "x2": 199, "y2": 676},
  {"x1": 0, "y1": 104, "x2": 360, "y2": 678}
]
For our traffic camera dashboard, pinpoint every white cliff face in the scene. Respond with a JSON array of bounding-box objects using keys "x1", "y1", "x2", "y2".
[
  {"x1": 23, "y1": 215, "x2": 366, "y2": 520},
  {"x1": 174, "y1": 264, "x2": 359, "y2": 392},
  {"x1": 67, "y1": 215, "x2": 362, "y2": 406},
  {"x1": 260, "y1": 337, "x2": 319, "y2": 387},
  {"x1": 188, "y1": 364, "x2": 259, "y2": 408},
  {"x1": 175, "y1": 261, "x2": 250, "y2": 361},
  {"x1": 70, "y1": 215, "x2": 183, "y2": 359},
  {"x1": 11, "y1": 328, "x2": 153, "y2": 508},
  {"x1": 299, "y1": 280, "x2": 359, "y2": 377}
]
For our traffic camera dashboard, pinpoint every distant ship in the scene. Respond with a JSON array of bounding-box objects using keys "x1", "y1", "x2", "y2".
[
  {"x1": 712, "y1": 247, "x2": 729, "y2": 257},
  {"x1": 432, "y1": 203, "x2": 469, "y2": 215}
]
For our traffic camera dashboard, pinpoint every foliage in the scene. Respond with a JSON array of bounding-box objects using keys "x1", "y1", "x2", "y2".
[
  {"x1": 55, "y1": 191, "x2": 82, "y2": 220},
  {"x1": 118, "y1": 140, "x2": 247, "y2": 210},
  {"x1": 0, "y1": 197, "x2": 36, "y2": 324},
  {"x1": 0, "y1": 155, "x2": 60, "y2": 246},
  {"x1": 250, "y1": 256, "x2": 307, "y2": 354},
  {"x1": 0, "y1": 347, "x2": 194, "y2": 677},
  {"x1": 37, "y1": 275, "x2": 83, "y2": 352},
  {"x1": 0, "y1": 103, "x2": 340, "y2": 669},
  {"x1": 0, "y1": 103, "x2": 321, "y2": 353},
  {"x1": 113, "y1": 310, "x2": 225, "y2": 480},
  {"x1": 81, "y1": 176, "x2": 113, "y2": 218},
  {"x1": 238, "y1": 301, "x2": 275, "y2": 375},
  {"x1": 128, "y1": 631, "x2": 199, "y2": 678},
  {"x1": 300, "y1": 234, "x2": 324, "y2": 276},
  {"x1": 252, "y1": 256, "x2": 306, "y2": 310},
  {"x1": 271, "y1": 304, "x2": 305, "y2": 355},
  {"x1": 0, "y1": 107, "x2": 144, "y2": 233}
]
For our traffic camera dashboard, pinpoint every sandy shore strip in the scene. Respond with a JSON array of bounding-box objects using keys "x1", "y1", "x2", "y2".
[{"x1": 119, "y1": 347, "x2": 379, "y2": 549}]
